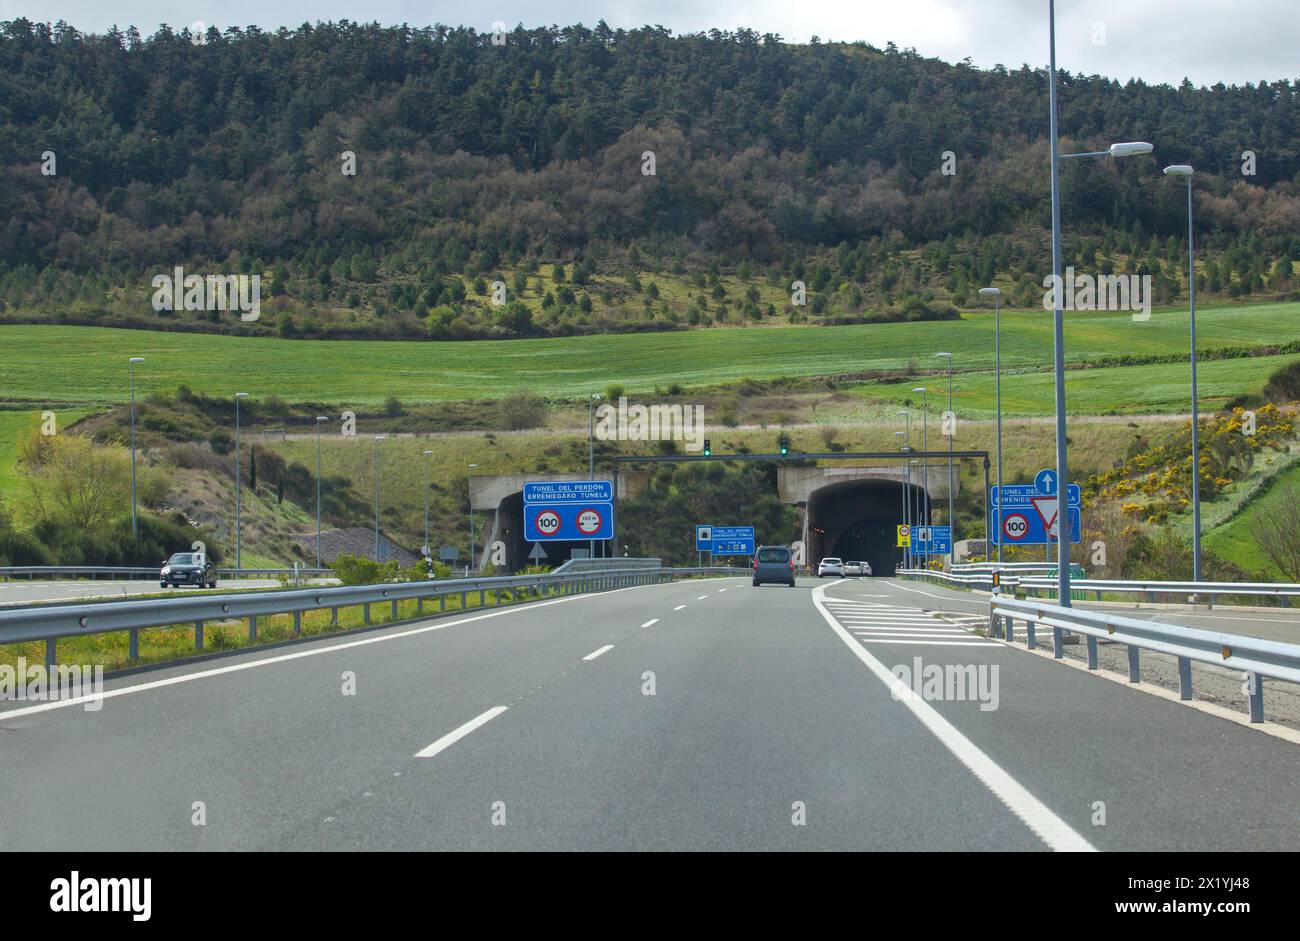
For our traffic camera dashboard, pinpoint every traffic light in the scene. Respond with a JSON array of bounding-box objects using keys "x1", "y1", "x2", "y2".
[
  {"x1": 703, "y1": 438, "x2": 712, "y2": 457},
  {"x1": 778, "y1": 435, "x2": 789, "y2": 456}
]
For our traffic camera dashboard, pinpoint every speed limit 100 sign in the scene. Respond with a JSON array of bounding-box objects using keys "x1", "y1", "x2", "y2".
[{"x1": 1002, "y1": 513, "x2": 1030, "y2": 541}]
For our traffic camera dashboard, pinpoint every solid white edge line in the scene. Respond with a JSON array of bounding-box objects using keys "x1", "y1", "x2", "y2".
[
  {"x1": 583, "y1": 644, "x2": 614, "y2": 661},
  {"x1": 640, "y1": 619, "x2": 659, "y2": 628},
  {"x1": 812, "y1": 580, "x2": 1096, "y2": 852},
  {"x1": 414, "y1": 706, "x2": 508, "y2": 758},
  {"x1": 0, "y1": 577, "x2": 750, "y2": 720}
]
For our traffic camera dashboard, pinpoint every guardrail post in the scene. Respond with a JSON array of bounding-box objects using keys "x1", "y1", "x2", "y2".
[
  {"x1": 128, "y1": 628, "x2": 139, "y2": 661},
  {"x1": 1248, "y1": 674, "x2": 1264, "y2": 723},
  {"x1": 330, "y1": 608, "x2": 338, "y2": 626},
  {"x1": 417, "y1": 597, "x2": 423, "y2": 615},
  {"x1": 1177, "y1": 657, "x2": 1193, "y2": 700},
  {"x1": 479, "y1": 589, "x2": 486, "y2": 607},
  {"x1": 1146, "y1": 591, "x2": 1155, "y2": 603},
  {"x1": 1003, "y1": 617, "x2": 1013, "y2": 642},
  {"x1": 460, "y1": 591, "x2": 467, "y2": 609},
  {"x1": 195, "y1": 621, "x2": 204, "y2": 650},
  {"x1": 45, "y1": 636, "x2": 55, "y2": 668},
  {"x1": 1026, "y1": 620, "x2": 1036, "y2": 650},
  {"x1": 363, "y1": 603, "x2": 371, "y2": 625},
  {"x1": 440, "y1": 595, "x2": 446, "y2": 611},
  {"x1": 292, "y1": 611, "x2": 302, "y2": 638},
  {"x1": 1086, "y1": 636, "x2": 1098, "y2": 670},
  {"x1": 1052, "y1": 626, "x2": 1063, "y2": 659},
  {"x1": 249, "y1": 616, "x2": 257, "y2": 641},
  {"x1": 1095, "y1": 590, "x2": 1102, "y2": 602},
  {"x1": 1127, "y1": 645, "x2": 1140, "y2": 683},
  {"x1": 391, "y1": 599, "x2": 398, "y2": 621}
]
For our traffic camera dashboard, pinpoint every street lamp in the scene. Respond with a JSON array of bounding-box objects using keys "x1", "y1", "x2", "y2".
[
  {"x1": 1165, "y1": 163, "x2": 1201, "y2": 582},
  {"x1": 897, "y1": 407, "x2": 913, "y2": 568},
  {"x1": 1047, "y1": 0, "x2": 1153, "y2": 604},
  {"x1": 467, "y1": 463, "x2": 479, "y2": 573},
  {"x1": 912, "y1": 387, "x2": 928, "y2": 529},
  {"x1": 935, "y1": 352, "x2": 955, "y2": 565},
  {"x1": 587, "y1": 393, "x2": 602, "y2": 558},
  {"x1": 372, "y1": 435, "x2": 388, "y2": 560},
  {"x1": 895, "y1": 430, "x2": 909, "y2": 570},
  {"x1": 315, "y1": 416, "x2": 329, "y2": 567},
  {"x1": 979, "y1": 287, "x2": 1004, "y2": 562},
  {"x1": 234, "y1": 392, "x2": 250, "y2": 568},
  {"x1": 422, "y1": 449, "x2": 434, "y2": 562},
  {"x1": 128, "y1": 358, "x2": 144, "y2": 540}
]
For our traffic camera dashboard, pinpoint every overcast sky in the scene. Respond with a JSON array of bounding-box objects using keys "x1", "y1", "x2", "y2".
[{"x1": 4, "y1": 0, "x2": 1297, "y2": 88}]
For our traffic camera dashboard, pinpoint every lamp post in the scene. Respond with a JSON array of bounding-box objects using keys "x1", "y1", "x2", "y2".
[
  {"x1": 372, "y1": 435, "x2": 387, "y2": 560},
  {"x1": 587, "y1": 393, "x2": 602, "y2": 559},
  {"x1": 1047, "y1": 0, "x2": 1153, "y2": 604},
  {"x1": 912, "y1": 386, "x2": 928, "y2": 531},
  {"x1": 908, "y1": 459, "x2": 922, "y2": 568},
  {"x1": 935, "y1": 352, "x2": 955, "y2": 566},
  {"x1": 128, "y1": 357, "x2": 144, "y2": 540},
  {"x1": 467, "y1": 463, "x2": 478, "y2": 573},
  {"x1": 979, "y1": 287, "x2": 1004, "y2": 562},
  {"x1": 897, "y1": 407, "x2": 912, "y2": 568},
  {"x1": 315, "y1": 416, "x2": 329, "y2": 567},
  {"x1": 1165, "y1": 163, "x2": 1201, "y2": 582},
  {"x1": 234, "y1": 392, "x2": 250, "y2": 568},
  {"x1": 895, "y1": 430, "x2": 909, "y2": 571},
  {"x1": 422, "y1": 449, "x2": 434, "y2": 561}
]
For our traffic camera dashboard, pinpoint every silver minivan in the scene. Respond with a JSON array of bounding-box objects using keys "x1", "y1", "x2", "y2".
[{"x1": 752, "y1": 545, "x2": 796, "y2": 587}]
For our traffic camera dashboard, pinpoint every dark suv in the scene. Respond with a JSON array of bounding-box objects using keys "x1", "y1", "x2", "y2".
[
  {"x1": 752, "y1": 545, "x2": 796, "y2": 587},
  {"x1": 161, "y1": 553, "x2": 217, "y2": 589}
]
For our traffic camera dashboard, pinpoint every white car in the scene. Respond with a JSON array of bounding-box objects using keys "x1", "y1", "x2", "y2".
[{"x1": 817, "y1": 557, "x2": 845, "y2": 578}]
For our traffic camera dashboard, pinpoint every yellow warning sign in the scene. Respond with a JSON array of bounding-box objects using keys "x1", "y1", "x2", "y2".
[{"x1": 896, "y1": 524, "x2": 911, "y2": 547}]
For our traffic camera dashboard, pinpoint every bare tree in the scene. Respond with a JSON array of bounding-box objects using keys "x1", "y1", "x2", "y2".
[{"x1": 1249, "y1": 483, "x2": 1300, "y2": 581}]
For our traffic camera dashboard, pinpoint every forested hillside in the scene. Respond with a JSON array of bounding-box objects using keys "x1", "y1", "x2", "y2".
[{"x1": 2, "y1": 19, "x2": 1297, "y2": 339}]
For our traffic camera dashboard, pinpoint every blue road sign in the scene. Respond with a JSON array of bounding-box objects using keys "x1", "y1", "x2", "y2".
[
  {"x1": 910, "y1": 525, "x2": 951, "y2": 555},
  {"x1": 990, "y1": 504, "x2": 1081, "y2": 546},
  {"x1": 524, "y1": 480, "x2": 614, "y2": 541},
  {"x1": 522, "y1": 480, "x2": 613, "y2": 503},
  {"x1": 695, "y1": 525, "x2": 713, "y2": 552},
  {"x1": 709, "y1": 526, "x2": 755, "y2": 556}
]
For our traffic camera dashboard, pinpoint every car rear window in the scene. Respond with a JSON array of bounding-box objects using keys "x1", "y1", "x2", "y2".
[
  {"x1": 170, "y1": 554, "x2": 195, "y2": 564},
  {"x1": 756, "y1": 547, "x2": 789, "y2": 563},
  {"x1": 822, "y1": 557, "x2": 842, "y2": 564}
]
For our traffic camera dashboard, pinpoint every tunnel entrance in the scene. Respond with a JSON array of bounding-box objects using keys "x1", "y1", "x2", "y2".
[{"x1": 807, "y1": 478, "x2": 930, "y2": 576}]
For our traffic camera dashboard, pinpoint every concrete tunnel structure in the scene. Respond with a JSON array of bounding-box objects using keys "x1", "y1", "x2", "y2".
[
  {"x1": 469, "y1": 465, "x2": 955, "y2": 575},
  {"x1": 780, "y1": 465, "x2": 953, "y2": 575}
]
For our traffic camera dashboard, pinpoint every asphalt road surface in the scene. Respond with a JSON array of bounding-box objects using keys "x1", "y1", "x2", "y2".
[
  {"x1": 2, "y1": 576, "x2": 1298, "y2": 851},
  {"x1": 0, "y1": 579, "x2": 328, "y2": 607}
]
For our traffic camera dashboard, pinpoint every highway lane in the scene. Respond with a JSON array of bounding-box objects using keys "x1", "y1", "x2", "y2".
[
  {"x1": 0, "y1": 578, "x2": 333, "y2": 607},
  {"x1": 1, "y1": 575, "x2": 1298, "y2": 851}
]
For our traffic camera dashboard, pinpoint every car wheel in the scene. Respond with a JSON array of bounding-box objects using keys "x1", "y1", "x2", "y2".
[
  {"x1": 788, "y1": 580, "x2": 795, "y2": 588},
  {"x1": 752, "y1": 580, "x2": 759, "y2": 587}
]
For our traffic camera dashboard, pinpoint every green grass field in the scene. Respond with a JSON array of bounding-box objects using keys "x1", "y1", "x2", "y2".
[
  {"x1": 850, "y1": 353, "x2": 1298, "y2": 416},
  {"x1": 1204, "y1": 462, "x2": 1300, "y2": 578},
  {"x1": 1, "y1": 300, "x2": 1297, "y2": 406}
]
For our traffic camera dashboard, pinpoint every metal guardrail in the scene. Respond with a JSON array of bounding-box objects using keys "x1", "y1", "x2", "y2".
[
  {"x1": 0, "y1": 565, "x2": 334, "y2": 580},
  {"x1": 0, "y1": 565, "x2": 748, "y2": 666},
  {"x1": 903, "y1": 567, "x2": 1300, "y2": 608},
  {"x1": 990, "y1": 595, "x2": 1300, "y2": 723},
  {"x1": 1017, "y1": 577, "x2": 1300, "y2": 607},
  {"x1": 553, "y1": 557, "x2": 661, "y2": 573}
]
